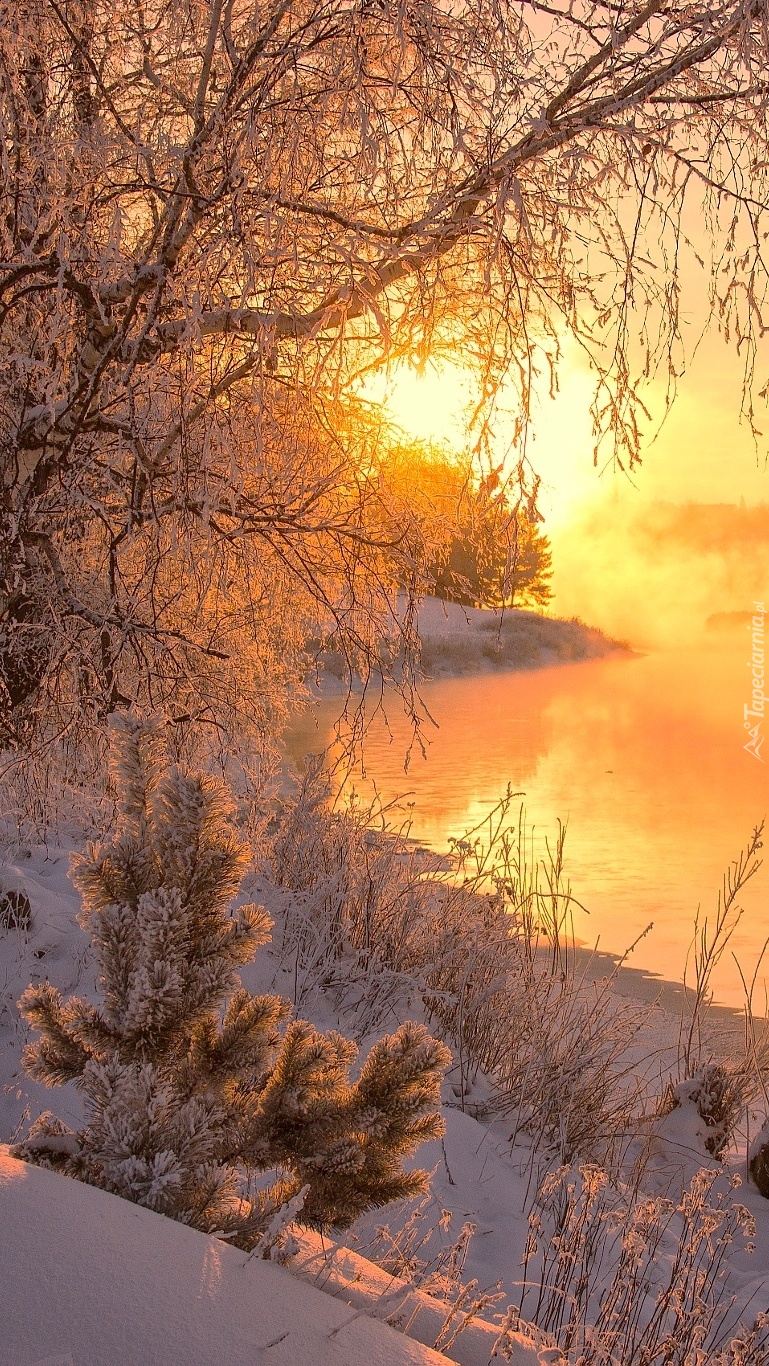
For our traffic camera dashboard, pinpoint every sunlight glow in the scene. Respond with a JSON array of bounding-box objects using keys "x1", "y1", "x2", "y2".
[
  {"x1": 361, "y1": 352, "x2": 604, "y2": 528},
  {"x1": 360, "y1": 361, "x2": 476, "y2": 447}
]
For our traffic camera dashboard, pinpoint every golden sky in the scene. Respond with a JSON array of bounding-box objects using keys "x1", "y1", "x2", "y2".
[{"x1": 373, "y1": 332, "x2": 769, "y2": 520}]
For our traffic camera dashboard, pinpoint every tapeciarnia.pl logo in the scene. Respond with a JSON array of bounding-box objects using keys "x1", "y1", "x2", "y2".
[{"x1": 744, "y1": 601, "x2": 766, "y2": 762}]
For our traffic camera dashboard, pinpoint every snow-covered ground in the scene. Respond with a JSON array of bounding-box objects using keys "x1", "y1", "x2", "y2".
[
  {"x1": 414, "y1": 598, "x2": 629, "y2": 678},
  {"x1": 0, "y1": 841, "x2": 549, "y2": 1365},
  {"x1": 3, "y1": 834, "x2": 769, "y2": 1363},
  {"x1": 1, "y1": 1126, "x2": 560, "y2": 1366},
  {"x1": 0, "y1": 1144, "x2": 442, "y2": 1366},
  {"x1": 317, "y1": 598, "x2": 630, "y2": 692}
]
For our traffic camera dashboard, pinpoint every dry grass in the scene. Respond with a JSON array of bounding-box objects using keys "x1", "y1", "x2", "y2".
[
  {"x1": 266, "y1": 771, "x2": 769, "y2": 1363},
  {"x1": 515, "y1": 1164, "x2": 769, "y2": 1364},
  {"x1": 267, "y1": 770, "x2": 655, "y2": 1165}
]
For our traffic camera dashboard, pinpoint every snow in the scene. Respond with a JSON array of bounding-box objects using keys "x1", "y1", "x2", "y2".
[
  {"x1": 0, "y1": 1116, "x2": 549, "y2": 1366},
  {"x1": 0, "y1": 1121, "x2": 557, "y2": 1366},
  {"x1": 316, "y1": 598, "x2": 630, "y2": 692},
  {"x1": 351, "y1": 1106, "x2": 533, "y2": 1298},
  {"x1": 413, "y1": 598, "x2": 629, "y2": 678},
  {"x1": 0, "y1": 847, "x2": 544, "y2": 1365},
  {"x1": 0, "y1": 847, "x2": 87, "y2": 1143},
  {"x1": 4, "y1": 838, "x2": 769, "y2": 1363},
  {"x1": 0, "y1": 1145, "x2": 449, "y2": 1366}
]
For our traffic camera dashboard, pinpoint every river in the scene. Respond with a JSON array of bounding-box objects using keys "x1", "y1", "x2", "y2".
[{"x1": 285, "y1": 640, "x2": 768, "y2": 1010}]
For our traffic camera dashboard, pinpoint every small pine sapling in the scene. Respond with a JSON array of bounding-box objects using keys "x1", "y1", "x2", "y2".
[{"x1": 16, "y1": 715, "x2": 451, "y2": 1246}]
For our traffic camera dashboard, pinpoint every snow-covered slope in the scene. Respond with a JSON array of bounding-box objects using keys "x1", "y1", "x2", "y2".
[
  {"x1": 5, "y1": 833, "x2": 769, "y2": 1365},
  {"x1": 0, "y1": 1146, "x2": 450, "y2": 1366},
  {"x1": 0, "y1": 1145, "x2": 550, "y2": 1366},
  {"x1": 0, "y1": 845, "x2": 549, "y2": 1366}
]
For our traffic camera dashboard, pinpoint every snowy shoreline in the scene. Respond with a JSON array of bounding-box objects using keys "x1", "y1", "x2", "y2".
[
  {"x1": 3, "y1": 760, "x2": 769, "y2": 1364},
  {"x1": 414, "y1": 597, "x2": 632, "y2": 679},
  {"x1": 317, "y1": 598, "x2": 633, "y2": 693}
]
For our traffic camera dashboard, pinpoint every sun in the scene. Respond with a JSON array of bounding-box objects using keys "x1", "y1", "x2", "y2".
[
  {"x1": 357, "y1": 350, "x2": 609, "y2": 530},
  {"x1": 360, "y1": 360, "x2": 476, "y2": 447}
]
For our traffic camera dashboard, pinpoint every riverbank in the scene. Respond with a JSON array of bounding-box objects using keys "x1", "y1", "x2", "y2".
[
  {"x1": 291, "y1": 642, "x2": 768, "y2": 1013},
  {"x1": 315, "y1": 598, "x2": 632, "y2": 692},
  {"x1": 415, "y1": 597, "x2": 632, "y2": 678}
]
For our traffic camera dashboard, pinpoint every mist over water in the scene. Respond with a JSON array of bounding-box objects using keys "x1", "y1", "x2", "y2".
[
  {"x1": 288, "y1": 636, "x2": 768, "y2": 1011},
  {"x1": 550, "y1": 500, "x2": 769, "y2": 648}
]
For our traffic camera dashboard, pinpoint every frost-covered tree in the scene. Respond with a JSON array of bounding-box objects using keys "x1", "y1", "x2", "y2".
[
  {"x1": 4, "y1": 0, "x2": 769, "y2": 742},
  {"x1": 435, "y1": 470, "x2": 553, "y2": 610},
  {"x1": 15, "y1": 715, "x2": 450, "y2": 1243}
]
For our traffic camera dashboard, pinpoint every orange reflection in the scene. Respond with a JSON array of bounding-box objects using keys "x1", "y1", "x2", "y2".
[{"x1": 289, "y1": 643, "x2": 768, "y2": 1009}]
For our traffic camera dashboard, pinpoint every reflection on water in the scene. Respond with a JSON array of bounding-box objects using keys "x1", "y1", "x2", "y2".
[{"x1": 285, "y1": 644, "x2": 768, "y2": 1010}]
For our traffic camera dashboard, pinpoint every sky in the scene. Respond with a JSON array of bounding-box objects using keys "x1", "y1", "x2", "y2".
[{"x1": 370, "y1": 330, "x2": 769, "y2": 518}]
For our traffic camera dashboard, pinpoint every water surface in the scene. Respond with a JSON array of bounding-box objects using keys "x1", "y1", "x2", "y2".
[{"x1": 286, "y1": 643, "x2": 768, "y2": 1010}]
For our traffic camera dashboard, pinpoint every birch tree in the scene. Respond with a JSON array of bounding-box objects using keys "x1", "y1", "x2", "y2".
[{"x1": 2, "y1": 0, "x2": 768, "y2": 743}]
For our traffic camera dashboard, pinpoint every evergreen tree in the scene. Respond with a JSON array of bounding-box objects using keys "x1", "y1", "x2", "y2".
[
  {"x1": 16, "y1": 715, "x2": 450, "y2": 1245},
  {"x1": 435, "y1": 513, "x2": 553, "y2": 610},
  {"x1": 384, "y1": 443, "x2": 553, "y2": 610}
]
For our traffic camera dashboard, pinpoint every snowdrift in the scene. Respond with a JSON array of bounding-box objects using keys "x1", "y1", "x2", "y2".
[
  {"x1": 0, "y1": 1146, "x2": 447, "y2": 1366},
  {"x1": 0, "y1": 1147, "x2": 546, "y2": 1366}
]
